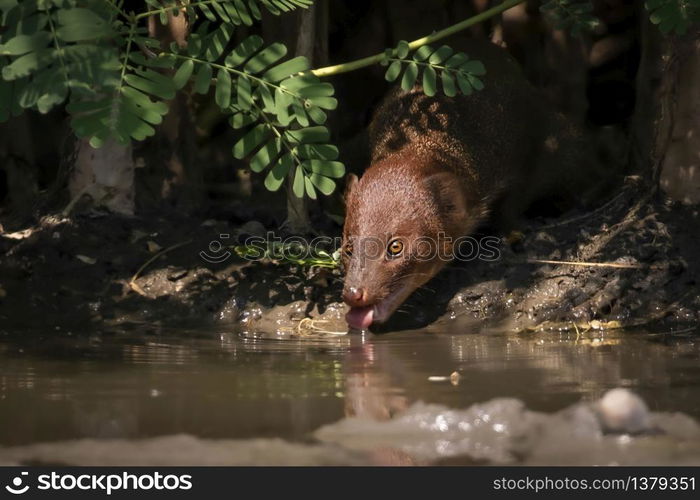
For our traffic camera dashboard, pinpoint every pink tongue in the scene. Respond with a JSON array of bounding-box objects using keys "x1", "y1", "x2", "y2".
[{"x1": 346, "y1": 306, "x2": 374, "y2": 330}]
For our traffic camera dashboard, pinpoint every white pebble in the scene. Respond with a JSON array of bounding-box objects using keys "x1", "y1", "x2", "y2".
[{"x1": 596, "y1": 388, "x2": 651, "y2": 434}]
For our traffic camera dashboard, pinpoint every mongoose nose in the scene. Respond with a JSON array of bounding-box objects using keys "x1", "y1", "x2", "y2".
[{"x1": 343, "y1": 286, "x2": 369, "y2": 307}]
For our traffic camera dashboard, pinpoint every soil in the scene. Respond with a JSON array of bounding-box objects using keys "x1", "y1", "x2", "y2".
[{"x1": 1, "y1": 178, "x2": 699, "y2": 335}]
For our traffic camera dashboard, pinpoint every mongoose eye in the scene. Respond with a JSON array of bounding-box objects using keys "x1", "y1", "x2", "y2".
[
  {"x1": 343, "y1": 241, "x2": 353, "y2": 258},
  {"x1": 387, "y1": 239, "x2": 404, "y2": 257}
]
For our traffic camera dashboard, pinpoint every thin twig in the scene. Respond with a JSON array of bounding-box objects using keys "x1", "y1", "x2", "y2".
[
  {"x1": 526, "y1": 258, "x2": 645, "y2": 270},
  {"x1": 311, "y1": 0, "x2": 526, "y2": 77},
  {"x1": 129, "y1": 240, "x2": 193, "y2": 296}
]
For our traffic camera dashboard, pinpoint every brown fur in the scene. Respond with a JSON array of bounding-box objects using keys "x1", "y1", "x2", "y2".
[{"x1": 342, "y1": 39, "x2": 596, "y2": 325}]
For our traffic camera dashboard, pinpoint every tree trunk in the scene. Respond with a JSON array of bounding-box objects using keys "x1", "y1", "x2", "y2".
[
  {"x1": 632, "y1": 19, "x2": 700, "y2": 204},
  {"x1": 147, "y1": 11, "x2": 201, "y2": 210},
  {"x1": 67, "y1": 138, "x2": 135, "y2": 216},
  {"x1": 283, "y1": 2, "x2": 330, "y2": 234},
  {"x1": 0, "y1": 114, "x2": 38, "y2": 219}
]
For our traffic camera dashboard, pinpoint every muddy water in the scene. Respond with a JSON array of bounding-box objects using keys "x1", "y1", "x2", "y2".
[{"x1": 1, "y1": 325, "x2": 699, "y2": 465}]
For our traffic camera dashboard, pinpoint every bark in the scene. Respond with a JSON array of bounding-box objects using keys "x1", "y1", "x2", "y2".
[
  {"x1": 283, "y1": 2, "x2": 330, "y2": 234},
  {"x1": 68, "y1": 138, "x2": 135, "y2": 216},
  {"x1": 0, "y1": 114, "x2": 38, "y2": 217},
  {"x1": 284, "y1": 6, "x2": 316, "y2": 234},
  {"x1": 631, "y1": 18, "x2": 700, "y2": 205},
  {"x1": 148, "y1": 11, "x2": 201, "y2": 210}
]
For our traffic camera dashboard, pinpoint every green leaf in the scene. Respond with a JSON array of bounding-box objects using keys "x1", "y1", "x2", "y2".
[
  {"x1": 291, "y1": 100, "x2": 309, "y2": 126},
  {"x1": 441, "y1": 70, "x2": 456, "y2": 97},
  {"x1": 230, "y1": 112, "x2": 255, "y2": 129},
  {"x1": 309, "y1": 174, "x2": 335, "y2": 195},
  {"x1": 292, "y1": 165, "x2": 305, "y2": 198},
  {"x1": 55, "y1": 8, "x2": 112, "y2": 42},
  {"x1": 204, "y1": 24, "x2": 234, "y2": 61},
  {"x1": 296, "y1": 83, "x2": 334, "y2": 98},
  {"x1": 0, "y1": 32, "x2": 50, "y2": 56},
  {"x1": 194, "y1": 64, "x2": 212, "y2": 94},
  {"x1": 456, "y1": 73, "x2": 473, "y2": 96},
  {"x1": 445, "y1": 52, "x2": 469, "y2": 68},
  {"x1": 280, "y1": 73, "x2": 319, "y2": 91},
  {"x1": 215, "y1": 68, "x2": 231, "y2": 109},
  {"x1": 173, "y1": 59, "x2": 194, "y2": 89},
  {"x1": 468, "y1": 75, "x2": 484, "y2": 91},
  {"x1": 401, "y1": 62, "x2": 418, "y2": 90},
  {"x1": 1, "y1": 48, "x2": 52, "y2": 79},
  {"x1": 306, "y1": 106, "x2": 327, "y2": 124},
  {"x1": 225, "y1": 35, "x2": 263, "y2": 67},
  {"x1": 304, "y1": 176, "x2": 317, "y2": 199},
  {"x1": 306, "y1": 96, "x2": 337, "y2": 110},
  {"x1": 264, "y1": 153, "x2": 292, "y2": 191},
  {"x1": 274, "y1": 88, "x2": 293, "y2": 125},
  {"x1": 257, "y1": 83, "x2": 276, "y2": 112},
  {"x1": 237, "y1": 76, "x2": 253, "y2": 109},
  {"x1": 263, "y1": 55, "x2": 309, "y2": 82},
  {"x1": 124, "y1": 69, "x2": 175, "y2": 100},
  {"x1": 423, "y1": 66, "x2": 436, "y2": 96},
  {"x1": 461, "y1": 60, "x2": 486, "y2": 76},
  {"x1": 233, "y1": 123, "x2": 267, "y2": 159},
  {"x1": 244, "y1": 42, "x2": 286, "y2": 74},
  {"x1": 232, "y1": 0, "x2": 253, "y2": 25},
  {"x1": 286, "y1": 126, "x2": 330, "y2": 144},
  {"x1": 413, "y1": 45, "x2": 433, "y2": 62},
  {"x1": 305, "y1": 159, "x2": 345, "y2": 178},
  {"x1": 396, "y1": 40, "x2": 410, "y2": 59},
  {"x1": 296, "y1": 144, "x2": 339, "y2": 160},
  {"x1": 384, "y1": 60, "x2": 402, "y2": 82},
  {"x1": 429, "y1": 45, "x2": 453, "y2": 64},
  {"x1": 250, "y1": 137, "x2": 281, "y2": 172}
]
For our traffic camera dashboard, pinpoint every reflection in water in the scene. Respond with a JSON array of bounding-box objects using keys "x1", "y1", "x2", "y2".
[{"x1": 0, "y1": 324, "x2": 698, "y2": 464}]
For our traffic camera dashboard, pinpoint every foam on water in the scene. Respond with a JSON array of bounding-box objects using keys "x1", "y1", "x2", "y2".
[
  {"x1": 1, "y1": 389, "x2": 699, "y2": 466},
  {"x1": 315, "y1": 388, "x2": 700, "y2": 465}
]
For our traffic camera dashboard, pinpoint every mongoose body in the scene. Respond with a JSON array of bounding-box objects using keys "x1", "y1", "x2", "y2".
[{"x1": 342, "y1": 39, "x2": 589, "y2": 329}]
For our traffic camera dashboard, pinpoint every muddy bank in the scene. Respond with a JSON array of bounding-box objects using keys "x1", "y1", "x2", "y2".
[{"x1": 1, "y1": 180, "x2": 699, "y2": 334}]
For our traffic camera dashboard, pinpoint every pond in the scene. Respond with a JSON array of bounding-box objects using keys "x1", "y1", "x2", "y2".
[{"x1": 1, "y1": 323, "x2": 699, "y2": 465}]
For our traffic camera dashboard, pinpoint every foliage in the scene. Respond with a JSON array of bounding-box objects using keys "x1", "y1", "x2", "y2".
[
  {"x1": 540, "y1": 0, "x2": 700, "y2": 36},
  {"x1": 233, "y1": 241, "x2": 340, "y2": 268},
  {"x1": 539, "y1": 0, "x2": 600, "y2": 35},
  {"x1": 3, "y1": 0, "x2": 693, "y2": 202},
  {"x1": 0, "y1": 0, "x2": 343, "y2": 198},
  {"x1": 381, "y1": 41, "x2": 486, "y2": 97},
  {"x1": 646, "y1": 0, "x2": 700, "y2": 35}
]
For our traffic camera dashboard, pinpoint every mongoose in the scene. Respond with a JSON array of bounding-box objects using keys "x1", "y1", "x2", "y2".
[{"x1": 342, "y1": 39, "x2": 595, "y2": 330}]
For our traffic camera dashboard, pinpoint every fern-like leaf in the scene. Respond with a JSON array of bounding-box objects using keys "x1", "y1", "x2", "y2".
[
  {"x1": 168, "y1": 21, "x2": 342, "y2": 197},
  {"x1": 383, "y1": 41, "x2": 486, "y2": 97},
  {"x1": 0, "y1": 0, "x2": 117, "y2": 118},
  {"x1": 65, "y1": 21, "x2": 175, "y2": 148},
  {"x1": 163, "y1": 0, "x2": 313, "y2": 27}
]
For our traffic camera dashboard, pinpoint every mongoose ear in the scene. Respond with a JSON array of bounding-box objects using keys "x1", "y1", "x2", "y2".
[
  {"x1": 422, "y1": 171, "x2": 468, "y2": 219},
  {"x1": 344, "y1": 174, "x2": 359, "y2": 205}
]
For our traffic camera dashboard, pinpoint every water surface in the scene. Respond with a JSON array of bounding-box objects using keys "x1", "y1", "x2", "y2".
[{"x1": 1, "y1": 324, "x2": 699, "y2": 464}]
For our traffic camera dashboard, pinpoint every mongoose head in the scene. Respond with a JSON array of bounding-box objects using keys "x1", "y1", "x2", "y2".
[{"x1": 341, "y1": 154, "x2": 472, "y2": 329}]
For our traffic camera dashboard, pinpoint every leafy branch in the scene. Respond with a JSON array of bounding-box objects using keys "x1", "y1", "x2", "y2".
[
  {"x1": 311, "y1": 0, "x2": 526, "y2": 78},
  {"x1": 169, "y1": 24, "x2": 343, "y2": 199},
  {"x1": 382, "y1": 41, "x2": 486, "y2": 97},
  {"x1": 140, "y1": 0, "x2": 312, "y2": 24}
]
